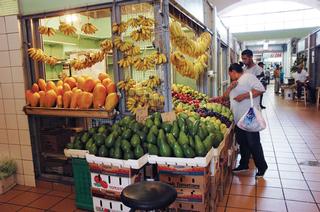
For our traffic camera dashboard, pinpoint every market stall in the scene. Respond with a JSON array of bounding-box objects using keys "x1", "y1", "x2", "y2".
[{"x1": 20, "y1": 0, "x2": 235, "y2": 211}]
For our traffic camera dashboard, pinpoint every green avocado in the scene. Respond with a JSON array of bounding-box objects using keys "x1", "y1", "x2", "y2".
[
  {"x1": 88, "y1": 127, "x2": 96, "y2": 135},
  {"x1": 94, "y1": 133, "x2": 106, "y2": 147},
  {"x1": 182, "y1": 144, "x2": 196, "y2": 158},
  {"x1": 98, "y1": 125, "x2": 106, "y2": 134},
  {"x1": 85, "y1": 138, "x2": 94, "y2": 150},
  {"x1": 98, "y1": 145, "x2": 108, "y2": 157},
  {"x1": 89, "y1": 143, "x2": 97, "y2": 155},
  {"x1": 145, "y1": 117, "x2": 154, "y2": 128},
  {"x1": 195, "y1": 135, "x2": 206, "y2": 157},
  {"x1": 159, "y1": 140, "x2": 172, "y2": 157},
  {"x1": 147, "y1": 144, "x2": 159, "y2": 155},
  {"x1": 147, "y1": 131, "x2": 157, "y2": 144},
  {"x1": 173, "y1": 142, "x2": 184, "y2": 158},
  {"x1": 134, "y1": 145, "x2": 144, "y2": 159},
  {"x1": 109, "y1": 148, "x2": 115, "y2": 158},
  {"x1": 66, "y1": 142, "x2": 74, "y2": 149},
  {"x1": 178, "y1": 131, "x2": 189, "y2": 146},
  {"x1": 122, "y1": 129, "x2": 133, "y2": 140},
  {"x1": 130, "y1": 134, "x2": 141, "y2": 148},
  {"x1": 161, "y1": 123, "x2": 172, "y2": 133},
  {"x1": 81, "y1": 132, "x2": 90, "y2": 143},
  {"x1": 166, "y1": 133, "x2": 177, "y2": 148},
  {"x1": 203, "y1": 134, "x2": 214, "y2": 152},
  {"x1": 123, "y1": 151, "x2": 134, "y2": 160},
  {"x1": 137, "y1": 131, "x2": 147, "y2": 142},
  {"x1": 172, "y1": 121, "x2": 179, "y2": 139},
  {"x1": 113, "y1": 147, "x2": 122, "y2": 159},
  {"x1": 121, "y1": 139, "x2": 132, "y2": 152},
  {"x1": 105, "y1": 133, "x2": 115, "y2": 148},
  {"x1": 150, "y1": 125, "x2": 159, "y2": 136}
]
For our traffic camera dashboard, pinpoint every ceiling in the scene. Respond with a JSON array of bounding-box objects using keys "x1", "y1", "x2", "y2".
[{"x1": 233, "y1": 27, "x2": 318, "y2": 41}]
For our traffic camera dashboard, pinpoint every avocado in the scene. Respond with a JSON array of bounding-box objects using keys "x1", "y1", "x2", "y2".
[
  {"x1": 177, "y1": 117, "x2": 186, "y2": 132},
  {"x1": 147, "y1": 144, "x2": 159, "y2": 155},
  {"x1": 98, "y1": 145, "x2": 108, "y2": 157},
  {"x1": 150, "y1": 125, "x2": 159, "y2": 136},
  {"x1": 173, "y1": 142, "x2": 184, "y2": 158},
  {"x1": 154, "y1": 116, "x2": 161, "y2": 127},
  {"x1": 111, "y1": 123, "x2": 120, "y2": 132},
  {"x1": 134, "y1": 145, "x2": 144, "y2": 159},
  {"x1": 122, "y1": 129, "x2": 133, "y2": 140},
  {"x1": 182, "y1": 144, "x2": 196, "y2": 158},
  {"x1": 166, "y1": 133, "x2": 177, "y2": 148},
  {"x1": 131, "y1": 122, "x2": 141, "y2": 133},
  {"x1": 105, "y1": 133, "x2": 115, "y2": 148},
  {"x1": 186, "y1": 118, "x2": 194, "y2": 133},
  {"x1": 137, "y1": 131, "x2": 147, "y2": 142},
  {"x1": 178, "y1": 112, "x2": 188, "y2": 120},
  {"x1": 172, "y1": 121, "x2": 179, "y2": 139},
  {"x1": 188, "y1": 135, "x2": 195, "y2": 148},
  {"x1": 203, "y1": 134, "x2": 214, "y2": 151},
  {"x1": 157, "y1": 129, "x2": 166, "y2": 147},
  {"x1": 73, "y1": 140, "x2": 83, "y2": 150},
  {"x1": 114, "y1": 136, "x2": 122, "y2": 149},
  {"x1": 113, "y1": 147, "x2": 122, "y2": 159},
  {"x1": 89, "y1": 143, "x2": 97, "y2": 155},
  {"x1": 121, "y1": 139, "x2": 131, "y2": 152},
  {"x1": 145, "y1": 117, "x2": 154, "y2": 128},
  {"x1": 98, "y1": 125, "x2": 107, "y2": 134},
  {"x1": 88, "y1": 127, "x2": 96, "y2": 135},
  {"x1": 161, "y1": 123, "x2": 172, "y2": 133},
  {"x1": 130, "y1": 134, "x2": 141, "y2": 148},
  {"x1": 213, "y1": 132, "x2": 224, "y2": 148},
  {"x1": 159, "y1": 140, "x2": 172, "y2": 157},
  {"x1": 191, "y1": 120, "x2": 200, "y2": 136},
  {"x1": 85, "y1": 138, "x2": 94, "y2": 150},
  {"x1": 121, "y1": 116, "x2": 133, "y2": 127},
  {"x1": 197, "y1": 126, "x2": 208, "y2": 141},
  {"x1": 195, "y1": 135, "x2": 206, "y2": 157},
  {"x1": 142, "y1": 126, "x2": 149, "y2": 134},
  {"x1": 123, "y1": 151, "x2": 134, "y2": 160},
  {"x1": 109, "y1": 148, "x2": 115, "y2": 158},
  {"x1": 94, "y1": 133, "x2": 106, "y2": 147},
  {"x1": 66, "y1": 142, "x2": 74, "y2": 149},
  {"x1": 147, "y1": 131, "x2": 157, "y2": 144},
  {"x1": 80, "y1": 132, "x2": 90, "y2": 143},
  {"x1": 178, "y1": 131, "x2": 189, "y2": 146}
]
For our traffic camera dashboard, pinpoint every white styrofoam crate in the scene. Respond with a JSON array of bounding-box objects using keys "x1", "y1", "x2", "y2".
[
  {"x1": 93, "y1": 196, "x2": 130, "y2": 212},
  {"x1": 64, "y1": 149, "x2": 89, "y2": 158},
  {"x1": 148, "y1": 148, "x2": 214, "y2": 167},
  {"x1": 86, "y1": 153, "x2": 148, "y2": 169}
]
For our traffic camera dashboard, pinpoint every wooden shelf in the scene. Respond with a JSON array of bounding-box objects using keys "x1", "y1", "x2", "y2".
[{"x1": 23, "y1": 106, "x2": 116, "y2": 119}]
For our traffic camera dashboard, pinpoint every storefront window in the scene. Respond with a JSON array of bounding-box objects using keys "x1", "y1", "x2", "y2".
[{"x1": 40, "y1": 8, "x2": 113, "y2": 81}]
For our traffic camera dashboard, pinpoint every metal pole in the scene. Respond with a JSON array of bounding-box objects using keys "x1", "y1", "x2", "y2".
[
  {"x1": 212, "y1": 6, "x2": 218, "y2": 97},
  {"x1": 154, "y1": 0, "x2": 172, "y2": 112}
]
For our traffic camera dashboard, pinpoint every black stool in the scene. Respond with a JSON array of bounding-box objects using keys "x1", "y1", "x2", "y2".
[{"x1": 120, "y1": 181, "x2": 177, "y2": 211}]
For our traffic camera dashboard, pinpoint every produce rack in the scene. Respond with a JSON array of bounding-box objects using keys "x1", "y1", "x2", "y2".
[{"x1": 23, "y1": 106, "x2": 117, "y2": 119}]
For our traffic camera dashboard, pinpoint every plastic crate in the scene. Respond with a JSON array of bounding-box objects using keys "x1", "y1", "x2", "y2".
[{"x1": 72, "y1": 158, "x2": 93, "y2": 211}]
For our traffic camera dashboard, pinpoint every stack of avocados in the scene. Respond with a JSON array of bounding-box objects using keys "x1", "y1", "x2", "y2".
[{"x1": 66, "y1": 112, "x2": 225, "y2": 160}]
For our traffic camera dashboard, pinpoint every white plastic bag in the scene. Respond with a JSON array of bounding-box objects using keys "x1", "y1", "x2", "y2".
[{"x1": 237, "y1": 91, "x2": 266, "y2": 132}]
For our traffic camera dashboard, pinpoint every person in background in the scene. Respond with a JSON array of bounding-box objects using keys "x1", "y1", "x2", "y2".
[
  {"x1": 293, "y1": 63, "x2": 309, "y2": 99},
  {"x1": 258, "y1": 62, "x2": 267, "y2": 109},
  {"x1": 265, "y1": 68, "x2": 271, "y2": 85},
  {"x1": 241, "y1": 49, "x2": 265, "y2": 109},
  {"x1": 280, "y1": 65, "x2": 285, "y2": 84},
  {"x1": 223, "y1": 63, "x2": 268, "y2": 178},
  {"x1": 274, "y1": 65, "x2": 281, "y2": 94}
]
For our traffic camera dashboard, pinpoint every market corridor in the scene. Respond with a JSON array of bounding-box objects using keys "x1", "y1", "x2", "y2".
[{"x1": 218, "y1": 89, "x2": 320, "y2": 212}]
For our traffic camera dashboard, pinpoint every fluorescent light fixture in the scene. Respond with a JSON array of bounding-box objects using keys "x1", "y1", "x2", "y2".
[
  {"x1": 263, "y1": 42, "x2": 269, "y2": 50},
  {"x1": 66, "y1": 14, "x2": 78, "y2": 24},
  {"x1": 43, "y1": 40, "x2": 77, "y2": 46}
]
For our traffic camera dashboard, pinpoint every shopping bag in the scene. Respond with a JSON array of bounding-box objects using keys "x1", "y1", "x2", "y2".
[{"x1": 237, "y1": 91, "x2": 266, "y2": 132}]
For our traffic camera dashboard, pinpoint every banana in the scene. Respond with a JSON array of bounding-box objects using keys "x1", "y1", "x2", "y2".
[
  {"x1": 100, "y1": 39, "x2": 113, "y2": 53},
  {"x1": 81, "y1": 23, "x2": 98, "y2": 34},
  {"x1": 38, "y1": 26, "x2": 56, "y2": 36},
  {"x1": 112, "y1": 22, "x2": 128, "y2": 34},
  {"x1": 59, "y1": 22, "x2": 77, "y2": 36}
]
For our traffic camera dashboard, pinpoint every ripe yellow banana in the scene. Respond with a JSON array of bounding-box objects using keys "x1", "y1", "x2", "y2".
[
  {"x1": 38, "y1": 26, "x2": 56, "y2": 36},
  {"x1": 81, "y1": 23, "x2": 98, "y2": 34},
  {"x1": 59, "y1": 22, "x2": 77, "y2": 36}
]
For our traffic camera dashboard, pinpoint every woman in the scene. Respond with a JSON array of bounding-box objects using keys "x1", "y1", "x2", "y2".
[
  {"x1": 274, "y1": 65, "x2": 281, "y2": 94},
  {"x1": 223, "y1": 63, "x2": 268, "y2": 178}
]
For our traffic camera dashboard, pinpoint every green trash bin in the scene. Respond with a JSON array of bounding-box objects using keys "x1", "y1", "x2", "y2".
[{"x1": 72, "y1": 158, "x2": 93, "y2": 211}]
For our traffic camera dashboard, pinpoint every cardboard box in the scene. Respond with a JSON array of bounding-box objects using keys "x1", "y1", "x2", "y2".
[
  {"x1": 0, "y1": 174, "x2": 16, "y2": 194},
  {"x1": 169, "y1": 199, "x2": 209, "y2": 212},
  {"x1": 175, "y1": 188, "x2": 209, "y2": 203},
  {"x1": 159, "y1": 174, "x2": 210, "y2": 191},
  {"x1": 92, "y1": 195, "x2": 130, "y2": 212},
  {"x1": 157, "y1": 164, "x2": 210, "y2": 176},
  {"x1": 90, "y1": 169, "x2": 143, "y2": 194}
]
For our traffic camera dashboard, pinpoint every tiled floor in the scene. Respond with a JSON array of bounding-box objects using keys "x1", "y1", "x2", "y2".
[
  {"x1": 217, "y1": 88, "x2": 320, "y2": 212},
  {"x1": 0, "y1": 183, "x2": 87, "y2": 212}
]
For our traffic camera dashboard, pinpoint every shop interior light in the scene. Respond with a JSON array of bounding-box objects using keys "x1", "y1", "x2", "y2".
[
  {"x1": 263, "y1": 41, "x2": 269, "y2": 50},
  {"x1": 66, "y1": 14, "x2": 78, "y2": 23}
]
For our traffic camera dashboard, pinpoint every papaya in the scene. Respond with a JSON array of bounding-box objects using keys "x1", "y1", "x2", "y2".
[
  {"x1": 46, "y1": 81, "x2": 56, "y2": 91},
  {"x1": 56, "y1": 80, "x2": 63, "y2": 87},
  {"x1": 31, "y1": 83, "x2": 39, "y2": 93},
  {"x1": 63, "y1": 83, "x2": 71, "y2": 92},
  {"x1": 76, "y1": 76, "x2": 85, "y2": 90},
  {"x1": 105, "y1": 93, "x2": 119, "y2": 111},
  {"x1": 39, "y1": 91, "x2": 46, "y2": 107},
  {"x1": 70, "y1": 89, "x2": 82, "y2": 108},
  {"x1": 98, "y1": 73, "x2": 110, "y2": 81},
  {"x1": 44, "y1": 89, "x2": 57, "y2": 107},
  {"x1": 72, "y1": 87, "x2": 78, "y2": 93},
  {"x1": 106, "y1": 82, "x2": 116, "y2": 94},
  {"x1": 57, "y1": 95, "x2": 63, "y2": 108},
  {"x1": 30, "y1": 92, "x2": 40, "y2": 107},
  {"x1": 25, "y1": 90, "x2": 33, "y2": 105},
  {"x1": 64, "y1": 77, "x2": 77, "y2": 89},
  {"x1": 63, "y1": 91, "x2": 73, "y2": 108},
  {"x1": 83, "y1": 77, "x2": 96, "y2": 92},
  {"x1": 38, "y1": 79, "x2": 46, "y2": 91},
  {"x1": 102, "y1": 78, "x2": 112, "y2": 89},
  {"x1": 55, "y1": 85, "x2": 64, "y2": 96},
  {"x1": 79, "y1": 92, "x2": 93, "y2": 109},
  {"x1": 93, "y1": 83, "x2": 107, "y2": 109}
]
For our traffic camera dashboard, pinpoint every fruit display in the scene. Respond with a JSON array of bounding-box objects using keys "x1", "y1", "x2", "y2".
[
  {"x1": 81, "y1": 22, "x2": 98, "y2": 34},
  {"x1": 70, "y1": 51, "x2": 105, "y2": 70},
  {"x1": 25, "y1": 73, "x2": 119, "y2": 111},
  {"x1": 130, "y1": 26, "x2": 153, "y2": 41},
  {"x1": 112, "y1": 22, "x2": 129, "y2": 34},
  {"x1": 38, "y1": 26, "x2": 56, "y2": 36},
  {"x1": 117, "y1": 75, "x2": 164, "y2": 114},
  {"x1": 66, "y1": 112, "x2": 225, "y2": 159},
  {"x1": 209, "y1": 96, "x2": 230, "y2": 108},
  {"x1": 196, "y1": 103, "x2": 233, "y2": 128},
  {"x1": 58, "y1": 21, "x2": 77, "y2": 36},
  {"x1": 27, "y1": 48, "x2": 59, "y2": 65}
]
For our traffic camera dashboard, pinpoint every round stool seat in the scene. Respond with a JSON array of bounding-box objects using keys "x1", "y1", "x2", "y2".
[{"x1": 120, "y1": 181, "x2": 177, "y2": 210}]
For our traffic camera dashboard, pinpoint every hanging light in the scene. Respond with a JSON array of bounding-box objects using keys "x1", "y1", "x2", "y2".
[{"x1": 263, "y1": 41, "x2": 269, "y2": 50}]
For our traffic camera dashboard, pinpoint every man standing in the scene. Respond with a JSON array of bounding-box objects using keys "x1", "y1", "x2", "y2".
[
  {"x1": 241, "y1": 50, "x2": 266, "y2": 109},
  {"x1": 223, "y1": 63, "x2": 268, "y2": 178},
  {"x1": 293, "y1": 63, "x2": 309, "y2": 99},
  {"x1": 274, "y1": 65, "x2": 281, "y2": 94}
]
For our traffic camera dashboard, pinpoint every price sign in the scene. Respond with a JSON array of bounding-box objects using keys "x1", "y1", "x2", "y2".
[
  {"x1": 161, "y1": 111, "x2": 176, "y2": 123},
  {"x1": 136, "y1": 107, "x2": 148, "y2": 123}
]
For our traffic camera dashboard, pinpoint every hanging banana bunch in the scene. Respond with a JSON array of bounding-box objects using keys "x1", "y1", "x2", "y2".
[
  {"x1": 130, "y1": 26, "x2": 153, "y2": 41},
  {"x1": 100, "y1": 39, "x2": 113, "y2": 53},
  {"x1": 38, "y1": 26, "x2": 56, "y2": 36},
  {"x1": 141, "y1": 75, "x2": 161, "y2": 89},
  {"x1": 127, "y1": 15, "x2": 154, "y2": 28},
  {"x1": 28, "y1": 48, "x2": 59, "y2": 65},
  {"x1": 81, "y1": 23, "x2": 98, "y2": 35},
  {"x1": 150, "y1": 52, "x2": 167, "y2": 65},
  {"x1": 70, "y1": 51, "x2": 105, "y2": 70},
  {"x1": 59, "y1": 21, "x2": 77, "y2": 36},
  {"x1": 118, "y1": 56, "x2": 134, "y2": 69},
  {"x1": 133, "y1": 57, "x2": 155, "y2": 71},
  {"x1": 112, "y1": 22, "x2": 128, "y2": 34},
  {"x1": 117, "y1": 78, "x2": 136, "y2": 93}
]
